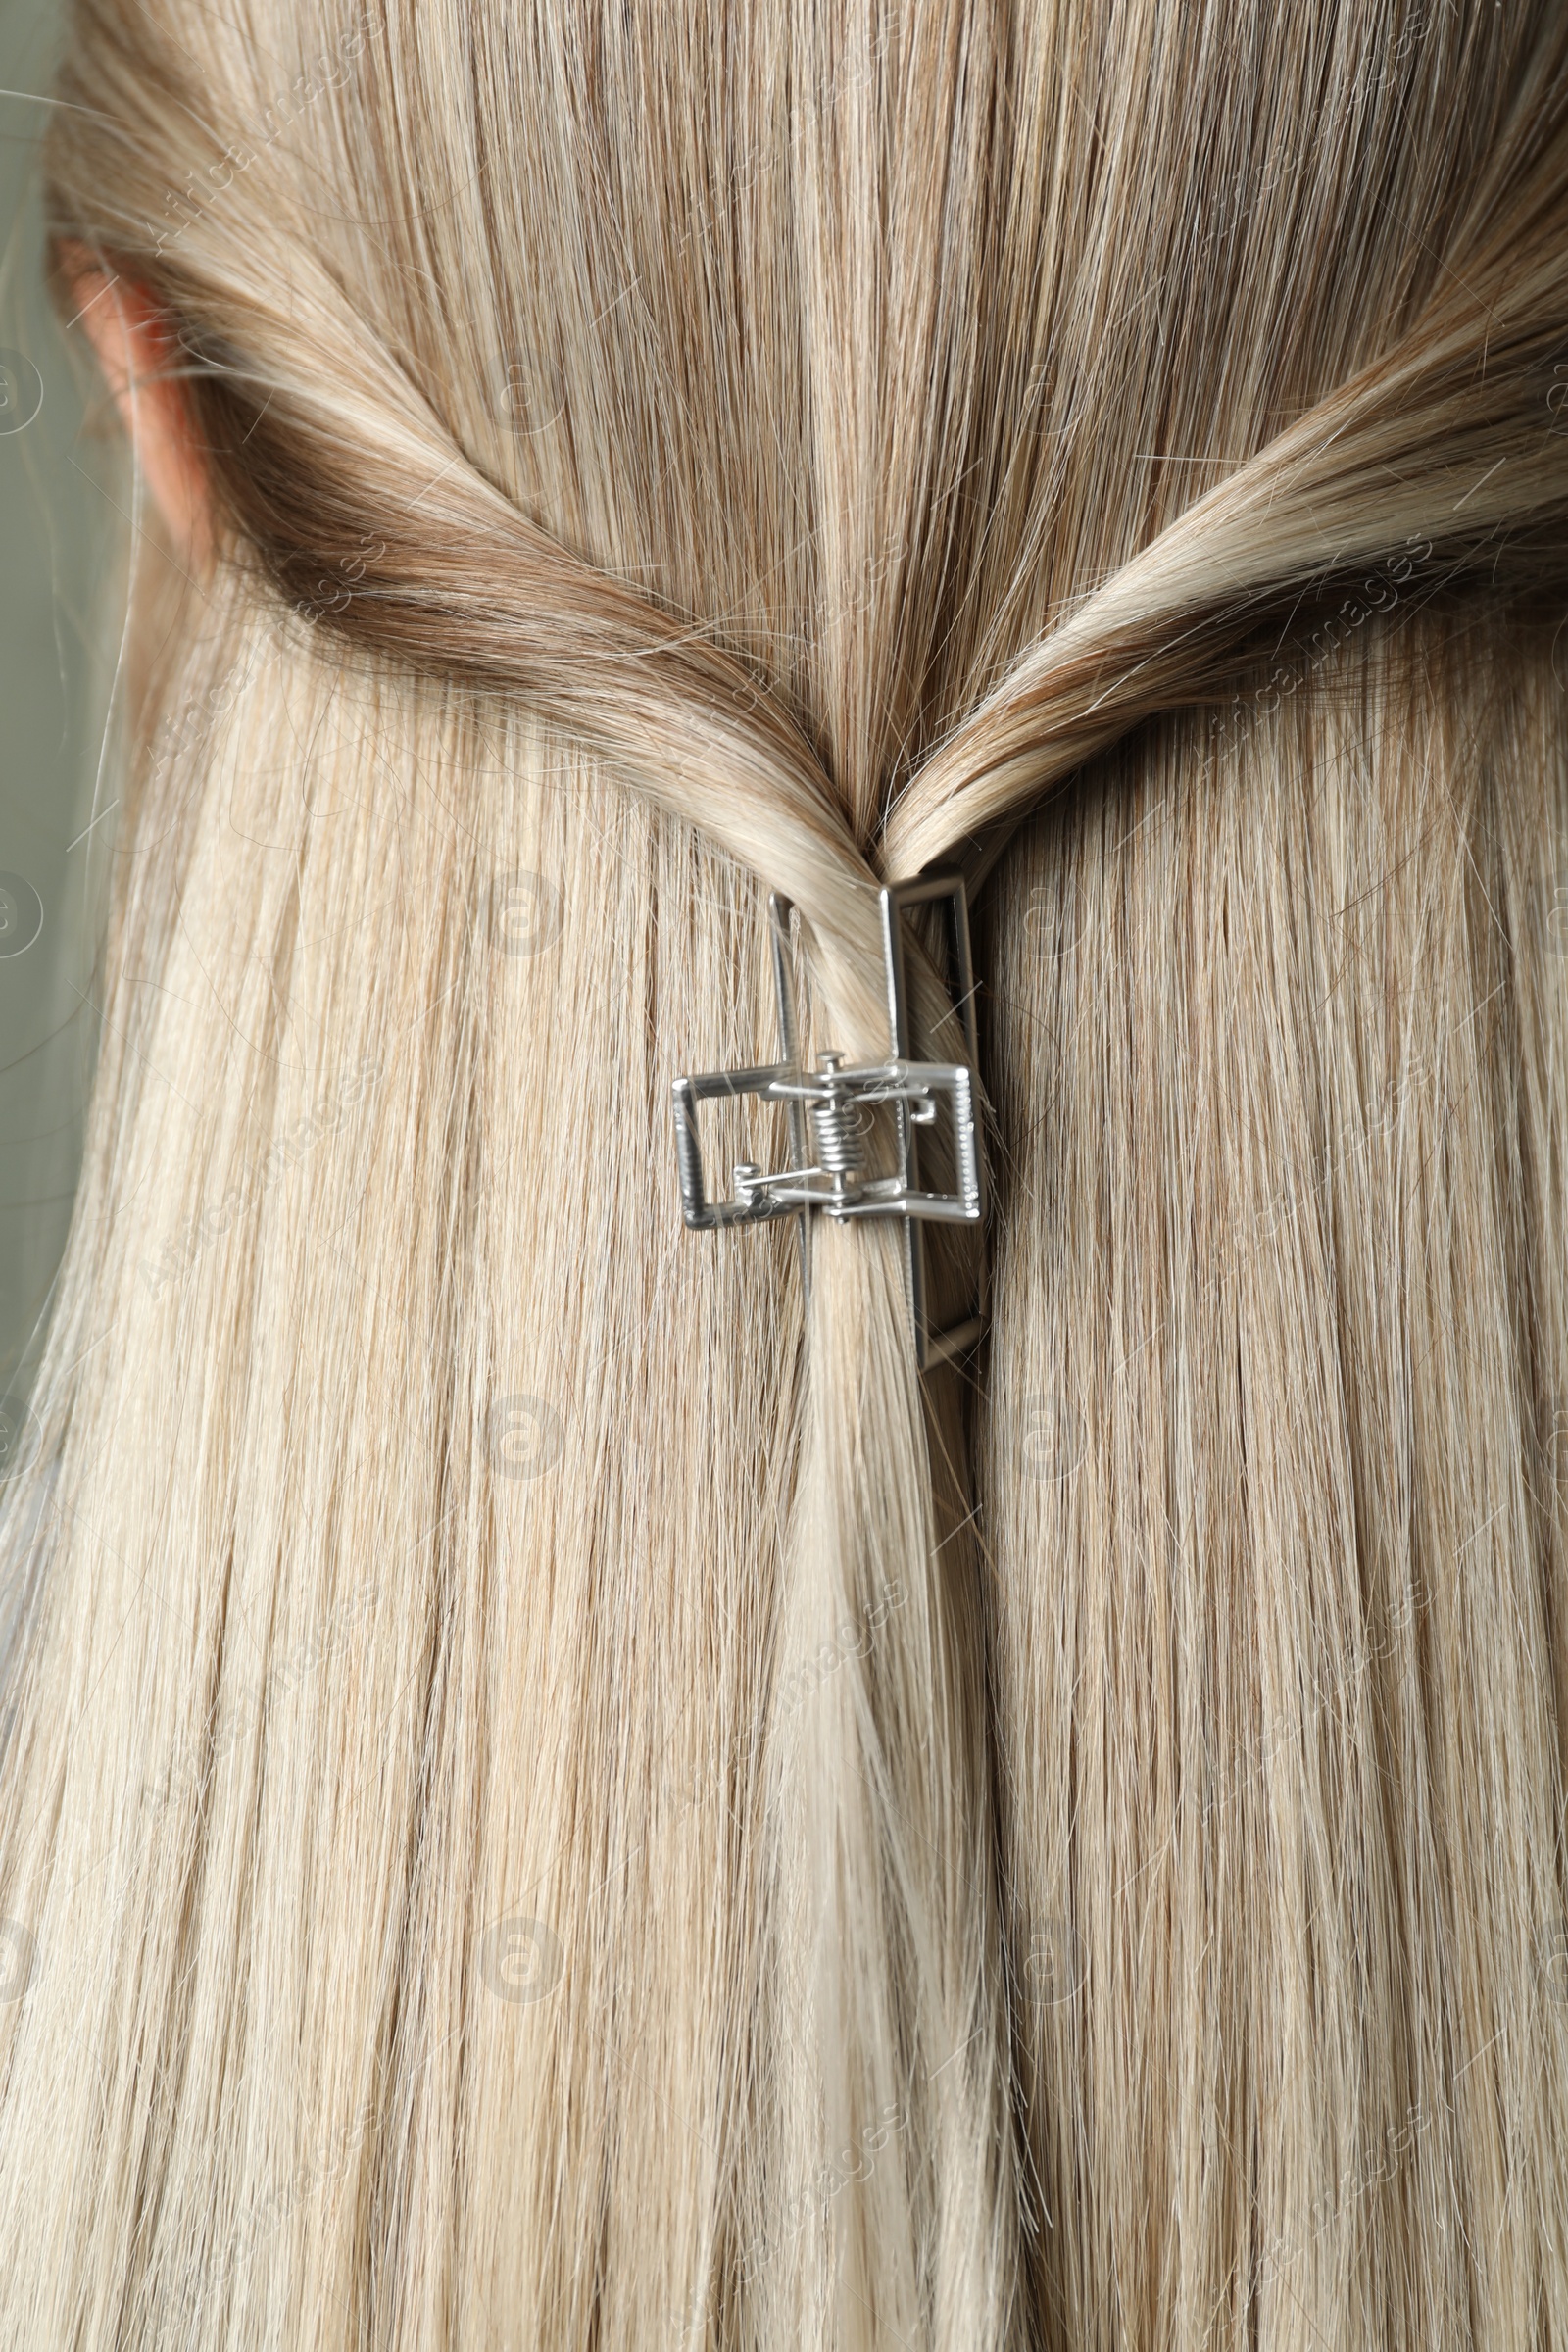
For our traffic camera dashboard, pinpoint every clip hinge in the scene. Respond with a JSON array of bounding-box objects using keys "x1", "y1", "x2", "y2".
[{"x1": 671, "y1": 876, "x2": 984, "y2": 1368}]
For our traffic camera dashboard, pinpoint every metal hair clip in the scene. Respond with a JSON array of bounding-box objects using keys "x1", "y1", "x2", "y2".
[{"x1": 671, "y1": 873, "x2": 984, "y2": 1369}]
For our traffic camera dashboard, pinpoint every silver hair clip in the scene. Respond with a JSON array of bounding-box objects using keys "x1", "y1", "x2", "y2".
[{"x1": 672, "y1": 874, "x2": 984, "y2": 1369}]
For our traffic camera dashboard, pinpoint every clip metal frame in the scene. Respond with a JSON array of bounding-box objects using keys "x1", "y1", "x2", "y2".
[{"x1": 672, "y1": 873, "x2": 984, "y2": 1369}]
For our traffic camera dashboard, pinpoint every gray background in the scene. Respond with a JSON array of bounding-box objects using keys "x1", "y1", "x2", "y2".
[{"x1": 0, "y1": 0, "x2": 120, "y2": 1417}]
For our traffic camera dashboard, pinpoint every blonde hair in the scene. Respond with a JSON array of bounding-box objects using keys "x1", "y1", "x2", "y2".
[{"x1": 3, "y1": 1, "x2": 1568, "y2": 2345}]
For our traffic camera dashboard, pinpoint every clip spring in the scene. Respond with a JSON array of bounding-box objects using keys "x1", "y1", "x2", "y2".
[{"x1": 672, "y1": 874, "x2": 984, "y2": 1368}]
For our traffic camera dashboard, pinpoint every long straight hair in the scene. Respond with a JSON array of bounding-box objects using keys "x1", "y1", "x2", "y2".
[{"x1": 3, "y1": 2, "x2": 1568, "y2": 2346}]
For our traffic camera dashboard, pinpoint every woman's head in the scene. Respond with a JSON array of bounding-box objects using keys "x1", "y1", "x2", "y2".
[{"x1": 1, "y1": 3, "x2": 1567, "y2": 2345}]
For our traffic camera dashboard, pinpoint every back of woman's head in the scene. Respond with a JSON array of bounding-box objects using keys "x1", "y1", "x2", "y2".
[{"x1": 3, "y1": 2, "x2": 1568, "y2": 2345}]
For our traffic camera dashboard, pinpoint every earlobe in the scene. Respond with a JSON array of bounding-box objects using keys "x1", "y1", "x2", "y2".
[{"x1": 56, "y1": 243, "x2": 213, "y2": 575}]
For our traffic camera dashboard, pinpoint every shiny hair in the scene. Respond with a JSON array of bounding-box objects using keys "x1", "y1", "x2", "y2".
[{"x1": 2, "y1": 2, "x2": 1568, "y2": 2344}]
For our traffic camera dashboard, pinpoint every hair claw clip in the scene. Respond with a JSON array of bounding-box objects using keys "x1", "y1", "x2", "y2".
[{"x1": 672, "y1": 873, "x2": 984, "y2": 1369}]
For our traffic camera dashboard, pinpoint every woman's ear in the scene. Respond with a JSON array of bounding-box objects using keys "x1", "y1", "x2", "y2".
[{"x1": 57, "y1": 244, "x2": 212, "y2": 573}]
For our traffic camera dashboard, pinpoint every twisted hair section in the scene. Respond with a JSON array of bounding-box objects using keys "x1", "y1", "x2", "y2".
[{"x1": 99, "y1": 120, "x2": 1568, "y2": 912}]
